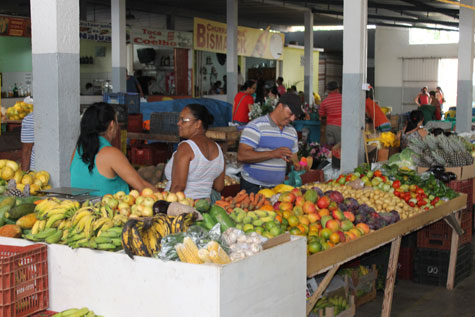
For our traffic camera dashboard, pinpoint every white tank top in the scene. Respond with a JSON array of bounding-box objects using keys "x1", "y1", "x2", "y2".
[{"x1": 165, "y1": 139, "x2": 224, "y2": 199}]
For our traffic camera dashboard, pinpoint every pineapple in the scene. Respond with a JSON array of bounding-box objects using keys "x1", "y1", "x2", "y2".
[{"x1": 431, "y1": 150, "x2": 446, "y2": 166}]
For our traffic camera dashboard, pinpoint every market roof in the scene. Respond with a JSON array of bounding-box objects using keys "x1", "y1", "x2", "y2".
[{"x1": 0, "y1": 0, "x2": 463, "y2": 32}]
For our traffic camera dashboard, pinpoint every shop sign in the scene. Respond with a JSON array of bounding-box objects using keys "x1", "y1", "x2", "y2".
[
  {"x1": 80, "y1": 21, "x2": 112, "y2": 42},
  {"x1": 131, "y1": 28, "x2": 192, "y2": 49},
  {"x1": 193, "y1": 17, "x2": 284, "y2": 60},
  {"x1": 0, "y1": 15, "x2": 31, "y2": 37}
]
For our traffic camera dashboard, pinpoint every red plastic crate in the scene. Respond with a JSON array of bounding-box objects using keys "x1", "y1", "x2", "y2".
[
  {"x1": 417, "y1": 210, "x2": 472, "y2": 250},
  {"x1": 0, "y1": 244, "x2": 49, "y2": 317},
  {"x1": 130, "y1": 143, "x2": 171, "y2": 166},
  {"x1": 448, "y1": 179, "x2": 473, "y2": 211},
  {"x1": 397, "y1": 247, "x2": 414, "y2": 280},
  {"x1": 301, "y1": 169, "x2": 324, "y2": 185},
  {"x1": 127, "y1": 113, "x2": 143, "y2": 133}
]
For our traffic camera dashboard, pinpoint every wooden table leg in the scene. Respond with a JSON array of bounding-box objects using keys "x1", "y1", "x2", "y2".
[
  {"x1": 381, "y1": 236, "x2": 402, "y2": 317},
  {"x1": 306, "y1": 264, "x2": 341, "y2": 316},
  {"x1": 447, "y1": 211, "x2": 462, "y2": 290}
]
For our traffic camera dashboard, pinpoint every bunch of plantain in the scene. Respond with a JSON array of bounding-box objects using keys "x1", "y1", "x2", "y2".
[
  {"x1": 122, "y1": 212, "x2": 196, "y2": 259},
  {"x1": 312, "y1": 295, "x2": 349, "y2": 315},
  {"x1": 53, "y1": 307, "x2": 103, "y2": 317}
]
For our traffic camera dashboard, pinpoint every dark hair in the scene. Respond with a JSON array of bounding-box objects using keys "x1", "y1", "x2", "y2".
[
  {"x1": 431, "y1": 128, "x2": 445, "y2": 136},
  {"x1": 429, "y1": 90, "x2": 436, "y2": 97},
  {"x1": 277, "y1": 76, "x2": 283, "y2": 82},
  {"x1": 405, "y1": 110, "x2": 424, "y2": 133},
  {"x1": 77, "y1": 103, "x2": 116, "y2": 172},
  {"x1": 327, "y1": 81, "x2": 339, "y2": 91},
  {"x1": 186, "y1": 104, "x2": 214, "y2": 131},
  {"x1": 269, "y1": 86, "x2": 279, "y2": 97},
  {"x1": 291, "y1": 85, "x2": 297, "y2": 91},
  {"x1": 85, "y1": 83, "x2": 93, "y2": 89},
  {"x1": 242, "y1": 80, "x2": 256, "y2": 91}
]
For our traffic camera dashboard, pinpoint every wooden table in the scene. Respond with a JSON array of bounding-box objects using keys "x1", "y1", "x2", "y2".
[
  {"x1": 306, "y1": 194, "x2": 467, "y2": 316},
  {"x1": 128, "y1": 127, "x2": 241, "y2": 153}
]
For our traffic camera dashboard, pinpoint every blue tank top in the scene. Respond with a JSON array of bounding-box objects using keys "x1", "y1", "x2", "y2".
[{"x1": 70, "y1": 136, "x2": 129, "y2": 196}]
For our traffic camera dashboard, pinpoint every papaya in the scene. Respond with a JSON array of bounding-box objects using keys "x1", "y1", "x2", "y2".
[
  {"x1": 0, "y1": 224, "x2": 22, "y2": 238},
  {"x1": 0, "y1": 205, "x2": 9, "y2": 227},
  {"x1": 6, "y1": 203, "x2": 36, "y2": 220},
  {"x1": 16, "y1": 213, "x2": 38, "y2": 229},
  {"x1": 195, "y1": 199, "x2": 211, "y2": 213},
  {"x1": 0, "y1": 197, "x2": 16, "y2": 210}
]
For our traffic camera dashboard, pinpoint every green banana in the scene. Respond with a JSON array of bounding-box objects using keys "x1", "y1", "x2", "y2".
[
  {"x1": 59, "y1": 308, "x2": 79, "y2": 316},
  {"x1": 97, "y1": 243, "x2": 116, "y2": 250},
  {"x1": 111, "y1": 238, "x2": 122, "y2": 247},
  {"x1": 99, "y1": 230, "x2": 121, "y2": 238},
  {"x1": 94, "y1": 236, "x2": 112, "y2": 244},
  {"x1": 67, "y1": 308, "x2": 90, "y2": 317},
  {"x1": 107, "y1": 226, "x2": 123, "y2": 234},
  {"x1": 46, "y1": 214, "x2": 66, "y2": 228},
  {"x1": 33, "y1": 228, "x2": 57, "y2": 239},
  {"x1": 45, "y1": 229, "x2": 63, "y2": 244}
]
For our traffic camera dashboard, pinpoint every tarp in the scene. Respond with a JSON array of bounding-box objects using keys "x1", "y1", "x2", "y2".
[{"x1": 140, "y1": 98, "x2": 232, "y2": 127}]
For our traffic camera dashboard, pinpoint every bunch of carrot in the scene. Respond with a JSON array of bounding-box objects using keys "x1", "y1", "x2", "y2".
[{"x1": 214, "y1": 190, "x2": 269, "y2": 214}]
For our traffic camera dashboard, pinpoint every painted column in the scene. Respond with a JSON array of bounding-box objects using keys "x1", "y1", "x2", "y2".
[
  {"x1": 304, "y1": 10, "x2": 314, "y2": 104},
  {"x1": 30, "y1": 0, "x2": 80, "y2": 186},
  {"x1": 341, "y1": 0, "x2": 368, "y2": 172},
  {"x1": 456, "y1": 0, "x2": 474, "y2": 133},
  {"x1": 226, "y1": 0, "x2": 238, "y2": 105},
  {"x1": 111, "y1": 0, "x2": 126, "y2": 92}
]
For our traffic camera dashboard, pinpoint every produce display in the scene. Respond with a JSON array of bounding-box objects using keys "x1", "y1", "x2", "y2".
[
  {"x1": 5, "y1": 101, "x2": 33, "y2": 120},
  {"x1": 409, "y1": 134, "x2": 474, "y2": 167},
  {"x1": 53, "y1": 307, "x2": 102, "y2": 317},
  {"x1": 0, "y1": 159, "x2": 51, "y2": 195},
  {"x1": 312, "y1": 295, "x2": 351, "y2": 315}
]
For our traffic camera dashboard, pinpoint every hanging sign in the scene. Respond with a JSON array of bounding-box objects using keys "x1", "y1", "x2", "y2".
[
  {"x1": 80, "y1": 21, "x2": 113, "y2": 42},
  {"x1": 0, "y1": 15, "x2": 31, "y2": 37},
  {"x1": 193, "y1": 17, "x2": 284, "y2": 60},
  {"x1": 131, "y1": 28, "x2": 193, "y2": 48}
]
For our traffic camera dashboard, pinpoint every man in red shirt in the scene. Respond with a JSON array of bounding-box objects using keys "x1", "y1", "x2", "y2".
[
  {"x1": 319, "y1": 81, "x2": 342, "y2": 145},
  {"x1": 276, "y1": 77, "x2": 286, "y2": 96}
]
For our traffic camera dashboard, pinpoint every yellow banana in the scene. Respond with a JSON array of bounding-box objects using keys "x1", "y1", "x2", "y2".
[
  {"x1": 93, "y1": 217, "x2": 111, "y2": 231},
  {"x1": 38, "y1": 219, "x2": 46, "y2": 232},
  {"x1": 97, "y1": 219, "x2": 114, "y2": 236},
  {"x1": 46, "y1": 214, "x2": 66, "y2": 228},
  {"x1": 31, "y1": 220, "x2": 40, "y2": 235},
  {"x1": 84, "y1": 215, "x2": 95, "y2": 238},
  {"x1": 72, "y1": 209, "x2": 92, "y2": 226},
  {"x1": 76, "y1": 214, "x2": 93, "y2": 233},
  {"x1": 57, "y1": 220, "x2": 67, "y2": 230}
]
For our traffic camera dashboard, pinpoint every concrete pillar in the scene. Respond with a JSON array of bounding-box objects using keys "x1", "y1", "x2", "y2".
[
  {"x1": 111, "y1": 0, "x2": 127, "y2": 92},
  {"x1": 30, "y1": 0, "x2": 80, "y2": 186},
  {"x1": 240, "y1": 56, "x2": 247, "y2": 82},
  {"x1": 341, "y1": 0, "x2": 367, "y2": 172},
  {"x1": 304, "y1": 10, "x2": 314, "y2": 104},
  {"x1": 456, "y1": 0, "x2": 474, "y2": 133},
  {"x1": 226, "y1": 0, "x2": 238, "y2": 105}
]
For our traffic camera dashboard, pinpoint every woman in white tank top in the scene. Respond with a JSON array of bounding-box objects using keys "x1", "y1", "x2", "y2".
[{"x1": 164, "y1": 104, "x2": 225, "y2": 199}]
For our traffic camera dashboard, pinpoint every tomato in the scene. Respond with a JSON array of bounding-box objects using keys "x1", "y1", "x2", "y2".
[
  {"x1": 381, "y1": 175, "x2": 387, "y2": 182},
  {"x1": 394, "y1": 191, "x2": 401, "y2": 197},
  {"x1": 345, "y1": 174, "x2": 353, "y2": 182},
  {"x1": 409, "y1": 185, "x2": 417, "y2": 192},
  {"x1": 408, "y1": 201, "x2": 415, "y2": 207},
  {"x1": 417, "y1": 200, "x2": 426, "y2": 207},
  {"x1": 374, "y1": 170, "x2": 382, "y2": 178},
  {"x1": 392, "y1": 180, "x2": 401, "y2": 189},
  {"x1": 416, "y1": 188, "x2": 425, "y2": 195}
]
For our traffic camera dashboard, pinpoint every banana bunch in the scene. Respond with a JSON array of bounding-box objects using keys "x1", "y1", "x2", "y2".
[
  {"x1": 359, "y1": 265, "x2": 370, "y2": 276},
  {"x1": 53, "y1": 307, "x2": 103, "y2": 317},
  {"x1": 312, "y1": 295, "x2": 349, "y2": 315},
  {"x1": 35, "y1": 199, "x2": 81, "y2": 221},
  {"x1": 122, "y1": 212, "x2": 196, "y2": 259}
]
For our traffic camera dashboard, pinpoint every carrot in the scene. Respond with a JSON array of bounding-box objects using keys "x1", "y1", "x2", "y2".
[
  {"x1": 234, "y1": 193, "x2": 248, "y2": 204},
  {"x1": 249, "y1": 192, "x2": 255, "y2": 204},
  {"x1": 244, "y1": 208, "x2": 249, "y2": 212},
  {"x1": 253, "y1": 193, "x2": 261, "y2": 206},
  {"x1": 241, "y1": 197, "x2": 251, "y2": 209},
  {"x1": 34, "y1": 199, "x2": 45, "y2": 205},
  {"x1": 236, "y1": 203, "x2": 241, "y2": 208},
  {"x1": 221, "y1": 195, "x2": 224, "y2": 200},
  {"x1": 275, "y1": 215, "x2": 282, "y2": 223},
  {"x1": 214, "y1": 200, "x2": 230, "y2": 209},
  {"x1": 256, "y1": 194, "x2": 266, "y2": 209},
  {"x1": 226, "y1": 208, "x2": 234, "y2": 214},
  {"x1": 225, "y1": 196, "x2": 233, "y2": 202},
  {"x1": 236, "y1": 189, "x2": 246, "y2": 196}
]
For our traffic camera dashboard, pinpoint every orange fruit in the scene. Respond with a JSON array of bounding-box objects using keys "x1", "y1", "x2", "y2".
[
  {"x1": 288, "y1": 215, "x2": 299, "y2": 227},
  {"x1": 298, "y1": 215, "x2": 310, "y2": 225},
  {"x1": 329, "y1": 232, "x2": 340, "y2": 244},
  {"x1": 318, "y1": 208, "x2": 330, "y2": 217},
  {"x1": 283, "y1": 210, "x2": 292, "y2": 219},
  {"x1": 260, "y1": 204, "x2": 274, "y2": 212},
  {"x1": 297, "y1": 224, "x2": 306, "y2": 234}
]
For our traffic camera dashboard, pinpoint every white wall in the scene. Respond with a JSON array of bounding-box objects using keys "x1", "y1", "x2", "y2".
[{"x1": 375, "y1": 27, "x2": 459, "y2": 114}]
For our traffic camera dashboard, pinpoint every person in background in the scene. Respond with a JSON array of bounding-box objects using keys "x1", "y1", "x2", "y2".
[
  {"x1": 21, "y1": 111, "x2": 35, "y2": 171},
  {"x1": 70, "y1": 103, "x2": 154, "y2": 196},
  {"x1": 222, "y1": 75, "x2": 227, "y2": 94},
  {"x1": 237, "y1": 65, "x2": 245, "y2": 91},
  {"x1": 209, "y1": 81, "x2": 222, "y2": 95},
  {"x1": 430, "y1": 90, "x2": 441, "y2": 120},
  {"x1": 255, "y1": 70, "x2": 266, "y2": 104},
  {"x1": 402, "y1": 109, "x2": 427, "y2": 148},
  {"x1": 237, "y1": 93, "x2": 303, "y2": 194},
  {"x1": 267, "y1": 86, "x2": 280, "y2": 101},
  {"x1": 135, "y1": 70, "x2": 154, "y2": 97},
  {"x1": 365, "y1": 90, "x2": 391, "y2": 132},
  {"x1": 435, "y1": 86, "x2": 445, "y2": 119},
  {"x1": 126, "y1": 73, "x2": 144, "y2": 98},
  {"x1": 232, "y1": 80, "x2": 256, "y2": 124},
  {"x1": 276, "y1": 77, "x2": 286, "y2": 96},
  {"x1": 414, "y1": 86, "x2": 431, "y2": 106},
  {"x1": 84, "y1": 82, "x2": 95, "y2": 95},
  {"x1": 319, "y1": 81, "x2": 342, "y2": 146},
  {"x1": 164, "y1": 104, "x2": 225, "y2": 199}
]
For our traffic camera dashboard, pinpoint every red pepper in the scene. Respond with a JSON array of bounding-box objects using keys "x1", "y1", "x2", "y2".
[
  {"x1": 392, "y1": 180, "x2": 401, "y2": 189},
  {"x1": 424, "y1": 207, "x2": 429, "y2": 211},
  {"x1": 374, "y1": 170, "x2": 382, "y2": 178},
  {"x1": 431, "y1": 197, "x2": 440, "y2": 206},
  {"x1": 381, "y1": 175, "x2": 387, "y2": 182},
  {"x1": 346, "y1": 174, "x2": 353, "y2": 182},
  {"x1": 408, "y1": 201, "x2": 415, "y2": 207}
]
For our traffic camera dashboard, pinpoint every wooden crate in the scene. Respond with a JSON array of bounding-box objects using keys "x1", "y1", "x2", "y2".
[
  {"x1": 310, "y1": 295, "x2": 355, "y2": 317},
  {"x1": 350, "y1": 264, "x2": 377, "y2": 308},
  {"x1": 206, "y1": 127, "x2": 241, "y2": 142}
]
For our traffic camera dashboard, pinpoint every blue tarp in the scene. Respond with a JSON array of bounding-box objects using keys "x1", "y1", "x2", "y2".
[{"x1": 140, "y1": 98, "x2": 232, "y2": 127}]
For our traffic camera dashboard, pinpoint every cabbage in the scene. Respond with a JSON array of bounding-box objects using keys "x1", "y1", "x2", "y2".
[
  {"x1": 400, "y1": 148, "x2": 415, "y2": 161},
  {"x1": 388, "y1": 153, "x2": 401, "y2": 164}
]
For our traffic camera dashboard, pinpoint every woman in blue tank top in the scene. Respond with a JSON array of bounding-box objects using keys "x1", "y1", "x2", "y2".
[{"x1": 70, "y1": 103, "x2": 154, "y2": 196}]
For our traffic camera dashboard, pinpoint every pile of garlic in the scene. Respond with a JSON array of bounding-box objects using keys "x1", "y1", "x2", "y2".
[{"x1": 222, "y1": 228, "x2": 267, "y2": 262}]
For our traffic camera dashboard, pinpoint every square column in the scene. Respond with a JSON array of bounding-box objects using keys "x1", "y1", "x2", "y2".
[
  {"x1": 304, "y1": 10, "x2": 314, "y2": 104},
  {"x1": 226, "y1": 0, "x2": 238, "y2": 105},
  {"x1": 111, "y1": 0, "x2": 127, "y2": 92},
  {"x1": 30, "y1": 0, "x2": 80, "y2": 186},
  {"x1": 456, "y1": 0, "x2": 475, "y2": 133},
  {"x1": 341, "y1": 0, "x2": 368, "y2": 172}
]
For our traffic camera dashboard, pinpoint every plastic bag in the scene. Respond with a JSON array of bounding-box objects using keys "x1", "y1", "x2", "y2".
[
  {"x1": 222, "y1": 228, "x2": 267, "y2": 262},
  {"x1": 284, "y1": 166, "x2": 305, "y2": 187}
]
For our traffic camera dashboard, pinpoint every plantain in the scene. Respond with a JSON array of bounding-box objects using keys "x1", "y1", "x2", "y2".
[
  {"x1": 33, "y1": 228, "x2": 57, "y2": 239},
  {"x1": 121, "y1": 219, "x2": 137, "y2": 258},
  {"x1": 130, "y1": 223, "x2": 151, "y2": 257},
  {"x1": 45, "y1": 229, "x2": 63, "y2": 244}
]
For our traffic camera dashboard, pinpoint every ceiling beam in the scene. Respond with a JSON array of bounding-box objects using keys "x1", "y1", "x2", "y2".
[
  {"x1": 399, "y1": 0, "x2": 458, "y2": 19},
  {"x1": 374, "y1": 22, "x2": 458, "y2": 32}
]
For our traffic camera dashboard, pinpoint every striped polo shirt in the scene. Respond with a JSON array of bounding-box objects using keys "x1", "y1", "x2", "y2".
[
  {"x1": 319, "y1": 91, "x2": 342, "y2": 126},
  {"x1": 240, "y1": 114, "x2": 298, "y2": 187},
  {"x1": 20, "y1": 112, "x2": 35, "y2": 170}
]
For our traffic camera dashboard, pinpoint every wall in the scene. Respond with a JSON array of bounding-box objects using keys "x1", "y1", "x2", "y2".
[
  {"x1": 374, "y1": 27, "x2": 458, "y2": 114},
  {"x1": 0, "y1": 37, "x2": 33, "y2": 94},
  {"x1": 79, "y1": 39, "x2": 112, "y2": 93},
  {"x1": 282, "y1": 46, "x2": 319, "y2": 94}
]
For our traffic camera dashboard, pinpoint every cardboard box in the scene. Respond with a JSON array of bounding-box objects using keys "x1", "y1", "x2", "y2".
[
  {"x1": 417, "y1": 162, "x2": 475, "y2": 181},
  {"x1": 389, "y1": 115, "x2": 399, "y2": 130}
]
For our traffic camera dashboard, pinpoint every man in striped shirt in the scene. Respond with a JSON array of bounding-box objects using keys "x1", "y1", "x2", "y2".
[
  {"x1": 319, "y1": 81, "x2": 342, "y2": 145},
  {"x1": 21, "y1": 112, "x2": 35, "y2": 171},
  {"x1": 237, "y1": 93, "x2": 303, "y2": 194}
]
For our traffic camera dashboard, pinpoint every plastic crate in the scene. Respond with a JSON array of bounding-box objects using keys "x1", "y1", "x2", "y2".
[
  {"x1": 416, "y1": 210, "x2": 472, "y2": 250},
  {"x1": 0, "y1": 244, "x2": 49, "y2": 317},
  {"x1": 448, "y1": 179, "x2": 473, "y2": 211},
  {"x1": 127, "y1": 113, "x2": 143, "y2": 133},
  {"x1": 150, "y1": 112, "x2": 180, "y2": 135},
  {"x1": 413, "y1": 243, "x2": 472, "y2": 287},
  {"x1": 397, "y1": 247, "x2": 414, "y2": 280},
  {"x1": 130, "y1": 143, "x2": 171, "y2": 166},
  {"x1": 103, "y1": 92, "x2": 140, "y2": 113},
  {"x1": 301, "y1": 169, "x2": 324, "y2": 185}
]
